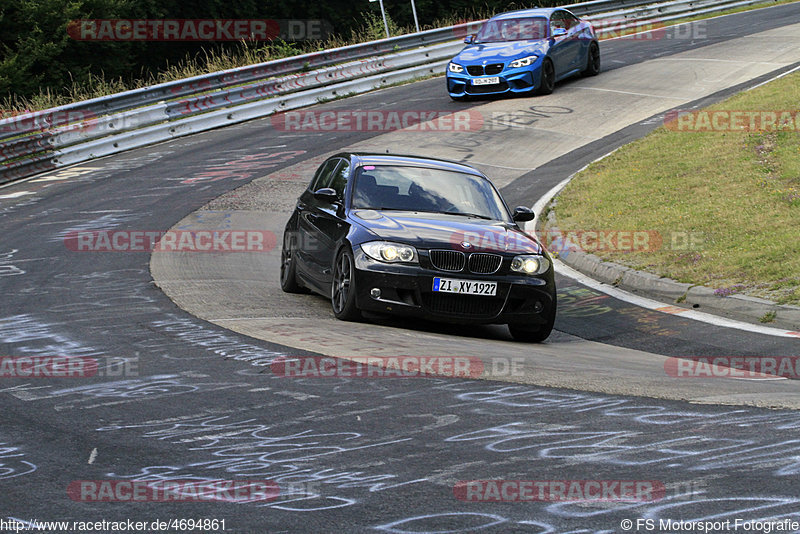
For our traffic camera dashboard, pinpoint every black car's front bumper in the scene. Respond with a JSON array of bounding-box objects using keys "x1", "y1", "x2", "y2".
[{"x1": 352, "y1": 249, "x2": 555, "y2": 325}]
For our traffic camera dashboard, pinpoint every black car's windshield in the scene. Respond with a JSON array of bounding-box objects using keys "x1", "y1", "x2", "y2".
[
  {"x1": 475, "y1": 17, "x2": 548, "y2": 42},
  {"x1": 351, "y1": 165, "x2": 510, "y2": 222}
]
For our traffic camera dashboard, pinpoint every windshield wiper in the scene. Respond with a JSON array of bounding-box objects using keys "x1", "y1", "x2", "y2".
[{"x1": 443, "y1": 211, "x2": 493, "y2": 220}]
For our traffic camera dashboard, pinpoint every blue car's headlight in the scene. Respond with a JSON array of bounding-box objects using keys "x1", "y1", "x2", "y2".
[
  {"x1": 448, "y1": 62, "x2": 464, "y2": 73},
  {"x1": 511, "y1": 254, "x2": 549, "y2": 275},
  {"x1": 509, "y1": 55, "x2": 538, "y2": 68},
  {"x1": 361, "y1": 242, "x2": 418, "y2": 264}
]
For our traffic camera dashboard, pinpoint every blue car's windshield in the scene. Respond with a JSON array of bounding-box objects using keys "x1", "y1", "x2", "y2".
[
  {"x1": 475, "y1": 17, "x2": 548, "y2": 42},
  {"x1": 351, "y1": 165, "x2": 510, "y2": 222}
]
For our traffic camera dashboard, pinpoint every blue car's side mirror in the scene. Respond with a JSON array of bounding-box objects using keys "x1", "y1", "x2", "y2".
[
  {"x1": 464, "y1": 34, "x2": 475, "y2": 44},
  {"x1": 551, "y1": 28, "x2": 568, "y2": 38}
]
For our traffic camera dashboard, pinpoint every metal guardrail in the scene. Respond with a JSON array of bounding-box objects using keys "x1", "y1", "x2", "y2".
[
  {"x1": 588, "y1": 0, "x2": 771, "y2": 34},
  {"x1": 0, "y1": 0, "x2": 783, "y2": 185}
]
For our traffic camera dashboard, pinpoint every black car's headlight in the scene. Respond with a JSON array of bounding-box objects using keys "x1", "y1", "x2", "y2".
[
  {"x1": 509, "y1": 55, "x2": 538, "y2": 68},
  {"x1": 361, "y1": 242, "x2": 418, "y2": 263},
  {"x1": 448, "y1": 62, "x2": 464, "y2": 73},
  {"x1": 510, "y1": 254, "x2": 549, "y2": 275}
]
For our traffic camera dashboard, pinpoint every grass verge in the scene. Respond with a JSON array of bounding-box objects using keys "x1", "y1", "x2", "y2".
[{"x1": 550, "y1": 70, "x2": 800, "y2": 305}]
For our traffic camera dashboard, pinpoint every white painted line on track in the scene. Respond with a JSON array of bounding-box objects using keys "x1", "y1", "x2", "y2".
[
  {"x1": 749, "y1": 63, "x2": 800, "y2": 89},
  {"x1": 652, "y1": 58, "x2": 785, "y2": 65},
  {"x1": 0, "y1": 191, "x2": 34, "y2": 199},
  {"x1": 571, "y1": 86, "x2": 686, "y2": 100},
  {"x1": 552, "y1": 256, "x2": 800, "y2": 338}
]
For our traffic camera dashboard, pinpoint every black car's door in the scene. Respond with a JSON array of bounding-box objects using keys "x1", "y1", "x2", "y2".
[
  {"x1": 296, "y1": 158, "x2": 351, "y2": 289},
  {"x1": 295, "y1": 158, "x2": 340, "y2": 285}
]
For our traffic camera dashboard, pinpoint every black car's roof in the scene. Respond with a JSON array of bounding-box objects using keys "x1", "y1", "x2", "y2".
[{"x1": 335, "y1": 153, "x2": 486, "y2": 178}]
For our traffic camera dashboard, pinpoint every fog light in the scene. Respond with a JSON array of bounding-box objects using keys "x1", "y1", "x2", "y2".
[
  {"x1": 370, "y1": 288, "x2": 381, "y2": 299},
  {"x1": 533, "y1": 301, "x2": 543, "y2": 313}
]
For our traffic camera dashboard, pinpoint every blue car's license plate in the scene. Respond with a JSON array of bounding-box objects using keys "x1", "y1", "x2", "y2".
[
  {"x1": 472, "y1": 77, "x2": 500, "y2": 86},
  {"x1": 433, "y1": 277, "x2": 497, "y2": 296}
]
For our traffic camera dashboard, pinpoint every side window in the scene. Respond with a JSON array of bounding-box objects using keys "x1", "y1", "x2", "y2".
[
  {"x1": 328, "y1": 160, "x2": 350, "y2": 199},
  {"x1": 563, "y1": 12, "x2": 580, "y2": 29},
  {"x1": 550, "y1": 12, "x2": 566, "y2": 32},
  {"x1": 309, "y1": 159, "x2": 339, "y2": 192}
]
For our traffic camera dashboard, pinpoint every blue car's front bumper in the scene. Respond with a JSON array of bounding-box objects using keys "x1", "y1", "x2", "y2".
[{"x1": 446, "y1": 61, "x2": 543, "y2": 97}]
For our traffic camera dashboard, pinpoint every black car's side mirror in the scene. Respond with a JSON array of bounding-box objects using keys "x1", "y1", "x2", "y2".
[
  {"x1": 464, "y1": 34, "x2": 475, "y2": 44},
  {"x1": 512, "y1": 206, "x2": 535, "y2": 222},
  {"x1": 313, "y1": 187, "x2": 339, "y2": 204}
]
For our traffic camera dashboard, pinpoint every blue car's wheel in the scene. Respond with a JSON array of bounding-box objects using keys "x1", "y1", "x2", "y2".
[
  {"x1": 536, "y1": 59, "x2": 555, "y2": 95},
  {"x1": 582, "y1": 42, "x2": 601, "y2": 77}
]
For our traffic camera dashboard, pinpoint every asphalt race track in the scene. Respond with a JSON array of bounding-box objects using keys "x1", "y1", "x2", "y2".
[{"x1": 2, "y1": 4, "x2": 800, "y2": 533}]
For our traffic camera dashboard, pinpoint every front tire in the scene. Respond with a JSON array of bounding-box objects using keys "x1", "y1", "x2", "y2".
[
  {"x1": 581, "y1": 42, "x2": 600, "y2": 77},
  {"x1": 331, "y1": 247, "x2": 362, "y2": 321},
  {"x1": 508, "y1": 317, "x2": 554, "y2": 342},
  {"x1": 508, "y1": 295, "x2": 557, "y2": 342},
  {"x1": 536, "y1": 59, "x2": 555, "y2": 95}
]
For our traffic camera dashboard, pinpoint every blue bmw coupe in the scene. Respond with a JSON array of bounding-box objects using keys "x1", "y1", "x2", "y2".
[{"x1": 446, "y1": 8, "x2": 600, "y2": 100}]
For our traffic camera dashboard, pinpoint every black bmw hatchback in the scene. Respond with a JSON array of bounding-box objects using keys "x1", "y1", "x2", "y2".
[{"x1": 280, "y1": 153, "x2": 556, "y2": 342}]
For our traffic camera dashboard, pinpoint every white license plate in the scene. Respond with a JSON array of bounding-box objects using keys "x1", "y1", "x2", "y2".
[
  {"x1": 433, "y1": 277, "x2": 497, "y2": 296},
  {"x1": 472, "y1": 77, "x2": 500, "y2": 86}
]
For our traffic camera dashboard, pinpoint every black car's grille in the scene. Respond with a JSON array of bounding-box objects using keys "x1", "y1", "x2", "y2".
[
  {"x1": 466, "y1": 64, "x2": 504, "y2": 76},
  {"x1": 423, "y1": 293, "x2": 504, "y2": 318},
  {"x1": 429, "y1": 250, "x2": 504, "y2": 274},
  {"x1": 429, "y1": 250, "x2": 465, "y2": 272},
  {"x1": 466, "y1": 81, "x2": 509, "y2": 94},
  {"x1": 468, "y1": 253, "x2": 502, "y2": 274}
]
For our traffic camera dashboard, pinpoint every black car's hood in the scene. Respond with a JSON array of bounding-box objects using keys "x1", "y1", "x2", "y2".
[{"x1": 352, "y1": 210, "x2": 542, "y2": 254}]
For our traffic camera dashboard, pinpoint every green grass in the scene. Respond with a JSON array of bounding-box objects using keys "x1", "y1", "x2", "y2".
[
  {"x1": 760, "y1": 311, "x2": 777, "y2": 323},
  {"x1": 551, "y1": 71, "x2": 800, "y2": 305}
]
